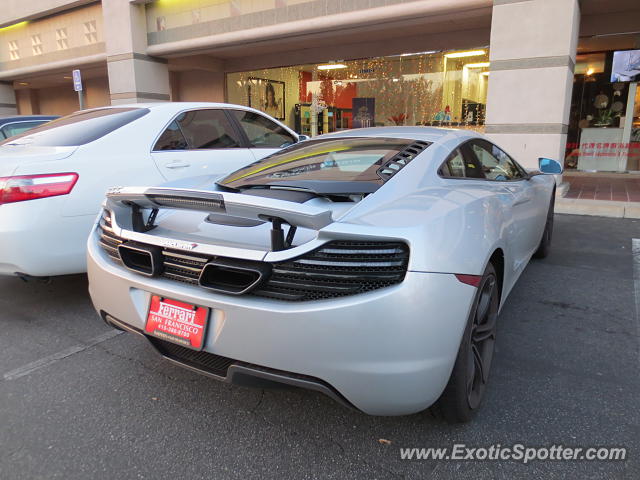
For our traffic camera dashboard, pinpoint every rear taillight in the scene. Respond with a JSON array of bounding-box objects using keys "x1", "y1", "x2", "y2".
[
  {"x1": 0, "y1": 173, "x2": 78, "y2": 205},
  {"x1": 455, "y1": 274, "x2": 482, "y2": 287}
]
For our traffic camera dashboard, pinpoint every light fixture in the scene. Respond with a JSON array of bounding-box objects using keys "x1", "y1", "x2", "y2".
[
  {"x1": 482, "y1": 71, "x2": 490, "y2": 76},
  {"x1": 465, "y1": 62, "x2": 490, "y2": 68},
  {"x1": 317, "y1": 63, "x2": 347, "y2": 70},
  {"x1": 395, "y1": 50, "x2": 438, "y2": 57},
  {"x1": 586, "y1": 67, "x2": 594, "y2": 76},
  {"x1": 445, "y1": 49, "x2": 486, "y2": 59},
  {"x1": 392, "y1": 78, "x2": 399, "y2": 82},
  {"x1": 0, "y1": 21, "x2": 28, "y2": 33},
  {"x1": 18, "y1": 81, "x2": 29, "y2": 86},
  {"x1": 63, "y1": 76, "x2": 72, "y2": 80}
]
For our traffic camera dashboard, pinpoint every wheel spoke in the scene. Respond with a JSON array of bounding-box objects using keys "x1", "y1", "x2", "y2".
[
  {"x1": 475, "y1": 279, "x2": 495, "y2": 323},
  {"x1": 473, "y1": 313, "x2": 497, "y2": 343},
  {"x1": 471, "y1": 343, "x2": 486, "y2": 384},
  {"x1": 466, "y1": 352, "x2": 475, "y2": 395}
]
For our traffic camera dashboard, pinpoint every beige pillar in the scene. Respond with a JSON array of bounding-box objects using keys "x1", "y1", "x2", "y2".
[
  {"x1": 168, "y1": 56, "x2": 226, "y2": 103},
  {"x1": 485, "y1": 0, "x2": 580, "y2": 176},
  {"x1": 0, "y1": 82, "x2": 17, "y2": 115},
  {"x1": 103, "y1": 0, "x2": 170, "y2": 104}
]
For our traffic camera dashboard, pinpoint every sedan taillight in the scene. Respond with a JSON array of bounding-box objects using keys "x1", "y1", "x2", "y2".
[{"x1": 0, "y1": 173, "x2": 79, "y2": 205}]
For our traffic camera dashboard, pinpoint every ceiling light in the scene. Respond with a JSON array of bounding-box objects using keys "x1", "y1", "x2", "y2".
[
  {"x1": 396, "y1": 50, "x2": 438, "y2": 57},
  {"x1": 317, "y1": 63, "x2": 347, "y2": 70},
  {"x1": 445, "y1": 50, "x2": 486, "y2": 59},
  {"x1": 465, "y1": 62, "x2": 490, "y2": 68}
]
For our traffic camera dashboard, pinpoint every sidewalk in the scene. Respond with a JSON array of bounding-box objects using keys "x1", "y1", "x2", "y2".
[
  {"x1": 557, "y1": 172, "x2": 640, "y2": 219},
  {"x1": 563, "y1": 172, "x2": 640, "y2": 202}
]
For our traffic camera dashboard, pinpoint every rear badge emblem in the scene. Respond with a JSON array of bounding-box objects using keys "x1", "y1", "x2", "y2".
[{"x1": 162, "y1": 240, "x2": 198, "y2": 250}]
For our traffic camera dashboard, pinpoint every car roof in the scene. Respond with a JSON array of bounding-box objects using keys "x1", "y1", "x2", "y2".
[
  {"x1": 318, "y1": 126, "x2": 485, "y2": 144},
  {"x1": 80, "y1": 102, "x2": 260, "y2": 112}
]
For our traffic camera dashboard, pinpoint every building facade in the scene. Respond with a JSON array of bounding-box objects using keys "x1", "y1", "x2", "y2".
[{"x1": 0, "y1": 0, "x2": 639, "y2": 176}]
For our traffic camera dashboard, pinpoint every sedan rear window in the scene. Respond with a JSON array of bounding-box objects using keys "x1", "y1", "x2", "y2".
[
  {"x1": 0, "y1": 108, "x2": 149, "y2": 147},
  {"x1": 219, "y1": 137, "x2": 426, "y2": 190}
]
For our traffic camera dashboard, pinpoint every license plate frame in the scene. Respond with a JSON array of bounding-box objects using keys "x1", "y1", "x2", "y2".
[{"x1": 144, "y1": 295, "x2": 209, "y2": 351}]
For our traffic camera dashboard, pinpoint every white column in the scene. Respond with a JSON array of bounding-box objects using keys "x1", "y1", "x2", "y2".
[
  {"x1": 102, "y1": 0, "x2": 170, "y2": 104},
  {"x1": 0, "y1": 82, "x2": 17, "y2": 115},
  {"x1": 485, "y1": 0, "x2": 580, "y2": 177}
]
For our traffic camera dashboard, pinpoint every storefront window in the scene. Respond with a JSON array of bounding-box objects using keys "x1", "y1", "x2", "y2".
[
  {"x1": 225, "y1": 49, "x2": 490, "y2": 136},
  {"x1": 566, "y1": 51, "x2": 640, "y2": 172}
]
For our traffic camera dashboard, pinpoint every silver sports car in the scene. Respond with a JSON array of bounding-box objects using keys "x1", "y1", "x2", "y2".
[{"x1": 87, "y1": 127, "x2": 561, "y2": 422}]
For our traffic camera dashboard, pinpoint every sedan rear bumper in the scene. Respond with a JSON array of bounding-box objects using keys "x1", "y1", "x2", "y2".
[
  {"x1": 87, "y1": 228, "x2": 477, "y2": 415},
  {"x1": 0, "y1": 198, "x2": 93, "y2": 276}
]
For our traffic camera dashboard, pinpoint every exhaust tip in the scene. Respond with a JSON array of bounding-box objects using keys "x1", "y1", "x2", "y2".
[
  {"x1": 198, "y1": 258, "x2": 271, "y2": 295},
  {"x1": 118, "y1": 243, "x2": 163, "y2": 277}
]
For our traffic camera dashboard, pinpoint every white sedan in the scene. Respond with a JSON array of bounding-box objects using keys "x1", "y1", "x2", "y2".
[{"x1": 0, "y1": 103, "x2": 299, "y2": 277}]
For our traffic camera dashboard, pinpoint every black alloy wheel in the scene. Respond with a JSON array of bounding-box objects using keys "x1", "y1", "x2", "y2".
[
  {"x1": 432, "y1": 263, "x2": 500, "y2": 423},
  {"x1": 534, "y1": 193, "x2": 555, "y2": 259},
  {"x1": 466, "y1": 272, "x2": 499, "y2": 410}
]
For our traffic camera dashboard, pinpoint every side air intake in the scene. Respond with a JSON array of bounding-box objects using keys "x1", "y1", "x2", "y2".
[{"x1": 376, "y1": 140, "x2": 430, "y2": 181}]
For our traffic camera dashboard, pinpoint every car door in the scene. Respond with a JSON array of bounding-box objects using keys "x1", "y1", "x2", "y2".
[
  {"x1": 151, "y1": 109, "x2": 256, "y2": 181},
  {"x1": 227, "y1": 109, "x2": 298, "y2": 161},
  {"x1": 466, "y1": 139, "x2": 541, "y2": 271}
]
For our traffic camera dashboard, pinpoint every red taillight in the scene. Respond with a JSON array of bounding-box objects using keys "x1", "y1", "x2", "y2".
[
  {"x1": 455, "y1": 274, "x2": 482, "y2": 287},
  {"x1": 0, "y1": 173, "x2": 79, "y2": 205}
]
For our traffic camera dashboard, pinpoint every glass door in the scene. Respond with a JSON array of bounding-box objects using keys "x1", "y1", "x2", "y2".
[{"x1": 624, "y1": 83, "x2": 640, "y2": 171}]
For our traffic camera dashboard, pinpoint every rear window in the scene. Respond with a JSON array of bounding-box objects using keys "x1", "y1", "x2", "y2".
[
  {"x1": 0, "y1": 108, "x2": 149, "y2": 147},
  {"x1": 219, "y1": 137, "x2": 423, "y2": 189}
]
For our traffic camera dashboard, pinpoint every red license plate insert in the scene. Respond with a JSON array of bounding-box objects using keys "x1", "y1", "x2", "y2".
[{"x1": 145, "y1": 296, "x2": 209, "y2": 350}]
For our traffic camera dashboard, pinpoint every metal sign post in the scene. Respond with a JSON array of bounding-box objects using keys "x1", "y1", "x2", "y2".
[{"x1": 72, "y1": 69, "x2": 84, "y2": 110}]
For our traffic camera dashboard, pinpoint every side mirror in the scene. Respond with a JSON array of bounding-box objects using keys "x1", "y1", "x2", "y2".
[
  {"x1": 297, "y1": 135, "x2": 310, "y2": 142},
  {"x1": 538, "y1": 157, "x2": 563, "y2": 174}
]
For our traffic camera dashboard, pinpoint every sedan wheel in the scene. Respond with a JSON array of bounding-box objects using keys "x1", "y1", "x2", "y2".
[{"x1": 432, "y1": 263, "x2": 499, "y2": 423}]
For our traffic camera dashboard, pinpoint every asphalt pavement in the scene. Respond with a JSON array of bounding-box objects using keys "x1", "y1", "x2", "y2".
[{"x1": 1, "y1": 214, "x2": 639, "y2": 479}]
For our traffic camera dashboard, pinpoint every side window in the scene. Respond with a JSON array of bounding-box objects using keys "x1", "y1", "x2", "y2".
[
  {"x1": 439, "y1": 147, "x2": 485, "y2": 179},
  {"x1": 470, "y1": 140, "x2": 525, "y2": 181},
  {"x1": 230, "y1": 110, "x2": 296, "y2": 148},
  {"x1": 153, "y1": 120, "x2": 188, "y2": 151},
  {"x1": 177, "y1": 110, "x2": 242, "y2": 149},
  {"x1": 441, "y1": 149, "x2": 466, "y2": 177}
]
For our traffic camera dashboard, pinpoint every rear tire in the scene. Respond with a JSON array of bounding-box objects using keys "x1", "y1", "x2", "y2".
[
  {"x1": 431, "y1": 263, "x2": 499, "y2": 423},
  {"x1": 533, "y1": 193, "x2": 555, "y2": 259}
]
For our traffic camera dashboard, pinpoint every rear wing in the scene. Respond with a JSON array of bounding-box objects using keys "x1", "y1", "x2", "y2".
[{"x1": 105, "y1": 186, "x2": 334, "y2": 251}]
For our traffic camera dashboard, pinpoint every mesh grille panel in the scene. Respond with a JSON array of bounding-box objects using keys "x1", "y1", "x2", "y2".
[{"x1": 98, "y1": 212, "x2": 409, "y2": 301}]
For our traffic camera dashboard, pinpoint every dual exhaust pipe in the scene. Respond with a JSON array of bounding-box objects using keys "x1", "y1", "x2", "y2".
[{"x1": 117, "y1": 242, "x2": 270, "y2": 295}]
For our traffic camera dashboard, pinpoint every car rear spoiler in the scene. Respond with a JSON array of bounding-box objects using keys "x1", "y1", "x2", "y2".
[{"x1": 105, "y1": 186, "x2": 334, "y2": 251}]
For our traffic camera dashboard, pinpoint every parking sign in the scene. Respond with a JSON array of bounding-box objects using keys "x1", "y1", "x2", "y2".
[{"x1": 72, "y1": 69, "x2": 82, "y2": 92}]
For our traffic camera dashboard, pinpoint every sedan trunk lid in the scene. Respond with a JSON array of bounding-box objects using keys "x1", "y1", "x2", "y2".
[{"x1": 0, "y1": 145, "x2": 78, "y2": 177}]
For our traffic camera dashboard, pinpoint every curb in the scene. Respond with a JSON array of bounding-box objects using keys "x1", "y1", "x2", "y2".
[{"x1": 556, "y1": 198, "x2": 640, "y2": 219}]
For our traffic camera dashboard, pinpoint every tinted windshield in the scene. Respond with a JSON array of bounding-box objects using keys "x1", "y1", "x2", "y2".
[
  {"x1": 219, "y1": 137, "x2": 422, "y2": 190},
  {"x1": 0, "y1": 108, "x2": 149, "y2": 146}
]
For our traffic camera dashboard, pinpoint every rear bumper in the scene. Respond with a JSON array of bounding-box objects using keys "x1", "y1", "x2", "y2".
[
  {"x1": 0, "y1": 199, "x2": 92, "y2": 276},
  {"x1": 102, "y1": 312, "x2": 358, "y2": 410},
  {"x1": 87, "y1": 228, "x2": 477, "y2": 415}
]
